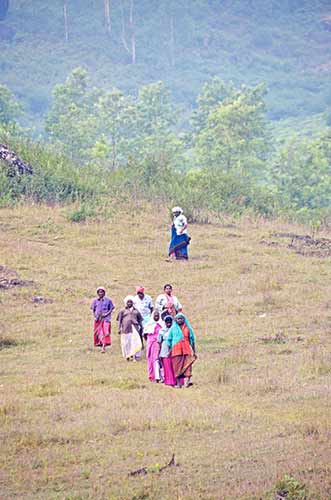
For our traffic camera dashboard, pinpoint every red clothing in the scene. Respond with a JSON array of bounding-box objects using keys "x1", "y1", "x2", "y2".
[
  {"x1": 94, "y1": 320, "x2": 111, "y2": 346},
  {"x1": 171, "y1": 325, "x2": 192, "y2": 357}
]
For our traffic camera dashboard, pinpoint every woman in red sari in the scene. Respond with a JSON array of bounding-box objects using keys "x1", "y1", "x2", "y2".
[
  {"x1": 91, "y1": 287, "x2": 115, "y2": 353},
  {"x1": 167, "y1": 313, "x2": 197, "y2": 388}
]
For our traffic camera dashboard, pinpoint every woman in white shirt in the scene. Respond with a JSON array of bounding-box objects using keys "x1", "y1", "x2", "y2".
[
  {"x1": 155, "y1": 284, "x2": 182, "y2": 317},
  {"x1": 168, "y1": 206, "x2": 191, "y2": 260}
]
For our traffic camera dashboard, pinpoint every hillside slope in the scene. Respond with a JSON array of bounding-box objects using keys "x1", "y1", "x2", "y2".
[{"x1": 1, "y1": 203, "x2": 331, "y2": 498}]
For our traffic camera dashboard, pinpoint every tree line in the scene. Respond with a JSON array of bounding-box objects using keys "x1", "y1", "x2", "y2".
[{"x1": 0, "y1": 69, "x2": 330, "y2": 226}]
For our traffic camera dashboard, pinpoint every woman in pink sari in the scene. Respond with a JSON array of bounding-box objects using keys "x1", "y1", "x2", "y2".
[
  {"x1": 143, "y1": 310, "x2": 163, "y2": 382},
  {"x1": 157, "y1": 315, "x2": 178, "y2": 386}
]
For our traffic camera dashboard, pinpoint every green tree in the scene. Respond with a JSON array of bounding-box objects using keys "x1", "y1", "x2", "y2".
[
  {"x1": 271, "y1": 129, "x2": 331, "y2": 213},
  {"x1": 45, "y1": 68, "x2": 100, "y2": 162},
  {"x1": 133, "y1": 81, "x2": 184, "y2": 171},
  {"x1": 193, "y1": 83, "x2": 270, "y2": 173},
  {"x1": 0, "y1": 84, "x2": 22, "y2": 126},
  {"x1": 191, "y1": 77, "x2": 234, "y2": 137},
  {"x1": 112, "y1": 81, "x2": 185, "y2": 198},
  {"x1": 136, "y1": 81, "x2": 176, "y2": 135},
  {"x1": 95, "y1": 88, "x2": 136, "y2": 168}
]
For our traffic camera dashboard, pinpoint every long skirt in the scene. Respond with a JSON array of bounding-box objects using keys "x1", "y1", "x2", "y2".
[
  {"x1": 169, "y1": 225, "x2": 190, "y2": 260},
  {"x1": 161, "y1": 357, "x2": 176, "y2": 386},
  {"x1": 172, "y1": 354, "x2": 196, "y2": 379},
  {"x1": 121, "y1": 326, "x2": 142, "y2": 359},
  {"x1": 94, "y1": 320, "x2": 111, "y2": 347},
  {"x1": 146, "y1": 334, "x2": 160, "y2": 381}
]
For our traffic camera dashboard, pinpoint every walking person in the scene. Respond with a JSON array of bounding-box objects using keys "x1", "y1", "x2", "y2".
[
  {"x1": 155, "y1": 284, "x2": 182, "y2": 318},
  {"x1": 117, "y1": 296, "x2": 143, "y2": 361},
  {"x1": 167, "y1": 313, "x2": 197, "y2": 388},
  {"x1": 133, "y1": 286, "x2": 154, "y2": 326},
  {"x1": 91, "y1": 287, "x2": 115, "y2": 353},
  {"x1": 158, "y1": 315, "x2": 179, "y2": 387},
  {"x1": 143, "y1": 310, "x2": 163, "y2": 382},
  {"x1": 168, "y1": 206, "x2": 191, "y2": 260}
]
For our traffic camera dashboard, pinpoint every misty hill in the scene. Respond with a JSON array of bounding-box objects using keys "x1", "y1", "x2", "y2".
[{"x1": 0, "y1": 0, "x2": 330, "y2": 123}]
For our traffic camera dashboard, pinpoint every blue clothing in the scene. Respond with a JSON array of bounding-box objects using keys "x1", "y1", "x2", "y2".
[
  {"x1": 91, "y1": 297, "x2": 114, "y2": 323},
  {"x1": 167, "y1": 314, "x2": 195, "y2": 350},
  {"x1": 169, "y1": 225, "x2": 190, "y2": 259},
  {"x1": 158, "y1": 325, "x2": 172, "y2": 358}
]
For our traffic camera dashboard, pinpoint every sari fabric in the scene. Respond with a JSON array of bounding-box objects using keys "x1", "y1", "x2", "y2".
[
  {"x1": 161, "y1": 357, "x2": 176, "y2": 386},
  {"x1": 93, "y1": 320, "x2": 111, "y2": 346},
  {"x1": 144, "y1": 319, "x2": 163, "y2": 381},
  {"x1": 172, "y1": 354, "x2": 195, "y2": 378},
  {"x1": 169, "y1": 224, "x2": 190, "y2": 260},
  {"x1": 168, "y1": 314, "x2": 196, "y2": 380},
  {"x1": 117, "y1": 307, "x2": 144, "y2": 359},
  {"x1": 120, "y1": 325, "x2": 142, "y2": 359}
]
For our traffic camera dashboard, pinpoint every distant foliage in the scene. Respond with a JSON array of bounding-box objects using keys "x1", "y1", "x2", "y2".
[
  {"x1": 0, "y1": 84, "x2": 22, "y2": 126},
  {"x1": 45, "y1": 69, "x2": 182, "y2": 170},
  {"x1": 271, "y1": 129, "x2": 331, "y2": 217},
  {"x1": 192, "y1": 80, "x2": 270, "y2": 174},
  {"x1": 0, "y1": 0, "x2": 9, "y2": 21},
  {"x1": 45, "y1": 68, "x2": 100, "y2": 162},
  {"x1": 1, "y1": 0, "x2": 330, "y2": 123},
  {"x1": 1, "y1": 67, "x2": 331, "y2": 226}
]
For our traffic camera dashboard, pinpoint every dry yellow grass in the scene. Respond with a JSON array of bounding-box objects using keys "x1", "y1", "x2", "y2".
[{"x1": 1, "y1": 203, "x2": 331, "y2": 499}]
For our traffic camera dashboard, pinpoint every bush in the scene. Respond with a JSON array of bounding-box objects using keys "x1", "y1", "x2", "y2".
[
  {"x1": 269, "y1": 474, "x2": 308, "y2": 500},
  {"x1": 0, "y1": 133, "x2": 109, "y2": 205},
  {"x1": 66, "y1": 203, "x2": 97, "y2": 223}
]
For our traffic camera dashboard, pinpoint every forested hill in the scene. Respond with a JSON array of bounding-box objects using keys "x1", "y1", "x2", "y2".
[{"x1": 0, "y1": 0, "x2": 330, "y2": 122}]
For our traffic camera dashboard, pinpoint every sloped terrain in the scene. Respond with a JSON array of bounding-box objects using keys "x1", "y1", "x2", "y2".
[{"x1": 1, "y1": 204, "x2": 331, "y2": 499}]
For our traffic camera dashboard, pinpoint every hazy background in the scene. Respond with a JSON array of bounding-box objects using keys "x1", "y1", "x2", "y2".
[
  {"x1": 1, "y1": 0, "x2": 331, "y2": 224},
  {"x1": 1, "y1": 0, "x2": 330, "y2": 125}
]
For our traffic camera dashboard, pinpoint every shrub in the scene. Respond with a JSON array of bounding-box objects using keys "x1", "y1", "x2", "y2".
[
  {"x1": 66, "y1": 203, "x2": 97, "y2": 223},
  {"x1": 269, "y1": 474, "x2": 308, "y2": 500},
  {"x1": 0, "y1": 133, "x2": 109, "y2": 205}
]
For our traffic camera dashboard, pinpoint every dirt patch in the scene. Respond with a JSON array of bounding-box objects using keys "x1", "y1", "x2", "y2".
[
  {"x1": 0, "y1": 265, "x2": 34, "y2": 289},
  {"x1": 0, "y1": 336, "x2": 18, "y2": 350},
  {"x1": 32, "y1": 296, "x2": 53, "y2": 304},
  {"x1": 258, "y1": 333, "x2": 304, "y2": 344},
  {"x1": 260, "y1": 233, "x2": 331, "y2": 258}
]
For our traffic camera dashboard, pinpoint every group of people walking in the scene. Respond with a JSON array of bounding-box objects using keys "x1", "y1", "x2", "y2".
[{"x1": 91, "y1": 284, "x2": 197, "y2": 388}]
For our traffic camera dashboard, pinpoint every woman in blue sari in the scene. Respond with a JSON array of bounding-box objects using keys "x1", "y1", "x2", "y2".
[{"x1": 169, "y1": 207, "x2": 191, "y2": 260}]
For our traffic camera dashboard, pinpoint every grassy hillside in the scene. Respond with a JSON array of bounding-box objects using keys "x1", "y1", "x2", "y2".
[
  {"x1": 0, "y1": 0, "x2": 330, "y2": 126},
  {"x1": 1, "y1": 203, "x2": 331, "y2": 499}
]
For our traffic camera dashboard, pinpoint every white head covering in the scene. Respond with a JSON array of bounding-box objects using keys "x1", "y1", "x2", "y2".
[
  {"x1": 143, "y1": 314, "x2": 163, "y2": 334},
  {"x1": 124, "y1": 295, "x2": 135, "y2": 305},
  {"x1": 172, "y1": 206, "x2": 183, "y2": 214},
  {"x1": 97, "y1": 286, "x2": 106, "y2": 293}
]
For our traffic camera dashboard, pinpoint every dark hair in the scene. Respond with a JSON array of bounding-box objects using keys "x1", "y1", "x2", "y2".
[{"x1": 164, "y1": 284, "x2": 172, "y2": 290}]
